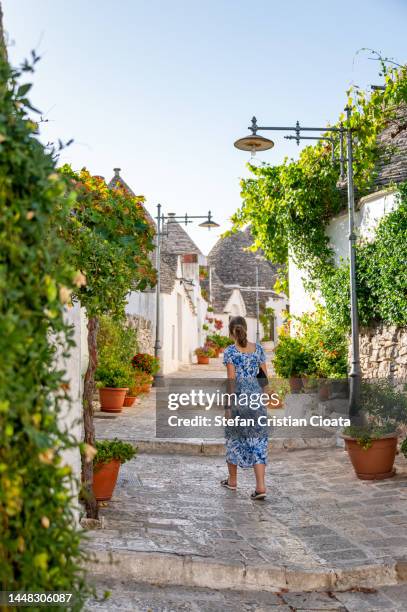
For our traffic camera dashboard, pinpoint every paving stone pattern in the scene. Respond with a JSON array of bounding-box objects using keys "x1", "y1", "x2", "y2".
[{"x1": 88, "y1": 449, "x2": 407, "y2": 573}]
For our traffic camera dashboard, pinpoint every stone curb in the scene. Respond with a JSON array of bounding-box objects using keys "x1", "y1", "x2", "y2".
[
  {"x1": 87, "y1": 549, "x2": 406, "y2": 593},
  {"x1": 111, "y1": 437, "x2": 337, "y2": 455}
]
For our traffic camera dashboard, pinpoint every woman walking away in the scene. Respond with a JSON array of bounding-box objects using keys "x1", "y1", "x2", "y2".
[{"x1": 221, "y1": 316, "x2": 269, "y2": 500}]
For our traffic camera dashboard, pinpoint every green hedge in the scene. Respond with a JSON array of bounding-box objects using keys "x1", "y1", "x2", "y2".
[{"x1": 0, "y1": 57, "x2": 87, "y2": 603}]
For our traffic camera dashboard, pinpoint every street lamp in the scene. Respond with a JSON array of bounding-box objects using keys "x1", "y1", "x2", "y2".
[
  {"x1": 254, "y1": 253, "x2": 265, "y2": 344},
  {"x1": 153, "y1": 205, "x2": 219, "y2": 375},
  {"x1": 234, "y1": 110, "x2": 361, "y2": 416}
]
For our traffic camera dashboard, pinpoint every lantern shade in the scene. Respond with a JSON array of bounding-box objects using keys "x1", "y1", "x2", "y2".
[
  {"x1": 234, "y1": 134, "x2": 274, "y2": 152},
  {"x1": 199, "y1": 218, "x2": 220, "y2": 228}
]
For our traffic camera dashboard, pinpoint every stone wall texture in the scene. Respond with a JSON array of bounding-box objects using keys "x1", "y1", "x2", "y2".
[
  {"x1": 359, "y1": 324, "x2": 407, "y2": 380},
  {"x1": 127, "y1": 314, "x2": 154, "y2": 355}
]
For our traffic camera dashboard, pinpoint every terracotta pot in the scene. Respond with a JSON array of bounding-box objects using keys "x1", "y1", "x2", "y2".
[
  {"x1": 93, "y1": 459, "x2": 121, "y2": 501},
  {"x1": 343, "y1": 434, "x2": 397, "y2": 480},
  {"x1": 197, "y1": 355, "x2": 209, "y2": 364},
  {"x1": 123, "y1": 395, "x2": 137, "y2": 407},
  {"x1": 99, "y1": 387, "x2": 128, "y2": 413},
  {"x1": 318, "y1": 382, "x2": 331, "y2": 401},
  {"x1": 289, "y1": 377, "x2": 303, "y2": 393}
]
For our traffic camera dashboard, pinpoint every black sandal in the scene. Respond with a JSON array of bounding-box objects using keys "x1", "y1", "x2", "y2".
[
  {"x1": 220, "y1": 478, "x2": 237, "y2": 491},
  {"x1": 251, "y1": 490, "x2": 266, "y2": 500}
]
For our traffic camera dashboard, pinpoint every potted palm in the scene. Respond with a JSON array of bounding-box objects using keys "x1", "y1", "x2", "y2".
[
  {"x1": 342, "y1": 380, "x2": 407, "y2": 480},
  {"x1": 95, "y1": 361, "x2": 134, "y2": 413},
  {"x1": 93, "y1": 439, "x2": 136, "y2": 501}
]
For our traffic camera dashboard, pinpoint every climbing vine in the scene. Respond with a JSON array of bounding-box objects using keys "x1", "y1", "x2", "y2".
[
  {"x1": 321, "y1": 182, "x2": 407, "y2": 328},
  {"x1": 0, "y1": 56, "x2": 87, "y2": 601},
  {"x1": 232, "y1": 58, "x2": 407, "y2": 327}
]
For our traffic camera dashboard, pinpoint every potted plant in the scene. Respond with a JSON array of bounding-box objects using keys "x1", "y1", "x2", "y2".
[
  {"x1": 131, "y1": 352, "x2": 159, "y2": 392},
  {"x1": 272, "y1": 335, "x2": 312, "y2": 393},
  {"x1": 205, "y1": 344, "x2": 217, "y2": 359},
  {"x1": 133, "y1": 368, "x2": 154, "y2": 394},
  {"x1": 93, "y1": 439, "x2": 136, "y2": 501},
  {"x1": 342, "y1": 380, "x2": 407, "y2": 480},
  {"x1": 95, "y1": 362, "x2": 134, "y2": 413},
  {"x1": 205, "y1": 338, "x2": 221, "y2": 357},
  {"x1": 195, "y1": 346, "x2": 211, "y2": 365},
  {"x1": 207, "y1": 333, "x2": 233, "y2": 354},
  {"x1": 131, "y1": 353, "x2": 160, "y2": 377},
  {"x1": 123, "y1": 381, "x2": 140, "y2": 407}
]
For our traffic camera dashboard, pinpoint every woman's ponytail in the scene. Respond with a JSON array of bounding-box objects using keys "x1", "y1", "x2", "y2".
[{"x1": 229, "y1": 316, "x2": 248, "y2": 348}]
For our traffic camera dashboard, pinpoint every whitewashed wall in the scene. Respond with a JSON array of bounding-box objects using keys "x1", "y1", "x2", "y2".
[
  {"x1": 288, "y1": 189, "x2": 398, "y2": 322},
  {"x1": 56, "y1": 302, "x2": 87, "y2": 521},
  {"x1": 160, "y1": 286, "x2": 199, "y2": 374},
  {"x1": 126, "y1": 290, "x2": 155, "y2": 324}
]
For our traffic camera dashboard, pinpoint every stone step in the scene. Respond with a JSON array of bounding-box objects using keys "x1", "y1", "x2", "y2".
[
  {"x1": 128, "y1": 435, "x2": 337, "y2": 455},
  {"x1": 87, "y1": 548, "x2": 407, "y2": 596},
  {"x1": 85, "y1": 578, "x2": 407, "y2": 611}
]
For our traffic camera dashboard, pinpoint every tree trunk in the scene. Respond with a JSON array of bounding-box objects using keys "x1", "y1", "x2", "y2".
[{"x1": 82, "y1": 315, "x2": 99, "y2": 519}]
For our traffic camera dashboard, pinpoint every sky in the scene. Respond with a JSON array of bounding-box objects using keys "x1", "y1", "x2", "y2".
[{"x1": 3, "y1": 0, "x2": 406, "y2": 254}]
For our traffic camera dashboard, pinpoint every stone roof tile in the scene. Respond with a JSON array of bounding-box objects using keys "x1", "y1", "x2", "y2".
[{"x1": 208, "y1": 227, "x2": 278, "y2": 288}]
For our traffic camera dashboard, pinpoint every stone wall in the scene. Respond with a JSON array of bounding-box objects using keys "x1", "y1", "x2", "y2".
[
  {"x1": 127, "y1": 314, "x2": 154, "y2": 354},
  {"x1": 359, "y1": 324, "x2": 407, "y2": 380}
]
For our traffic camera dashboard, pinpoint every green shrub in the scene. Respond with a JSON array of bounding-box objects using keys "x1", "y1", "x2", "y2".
[
  {"x1": 294, "y1": 306, "x2": 348, "y2": 378},
  {"x1": 98, "y1": 315, "x2": 138, "y2": 365},
  {"x1": 343, "y1": 423, "x2": 397, "y2": 450},
  {"x1": 95, "y1": 361, "x2": 134, "y2": 388},
  {"x1": 273, "y1": 334, "x2": 313, "y2": 378},
  {"x1": 94, "y1": 439, "x2": 136, "y2": 465}
]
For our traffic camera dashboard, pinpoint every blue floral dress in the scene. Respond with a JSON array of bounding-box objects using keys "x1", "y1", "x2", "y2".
[{"x1": 223, "y1": 343, "x2": 268, "y2": 468}]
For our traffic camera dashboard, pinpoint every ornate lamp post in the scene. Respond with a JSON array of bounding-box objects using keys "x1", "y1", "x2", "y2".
[
  {"x1": 234, "y1": 110, "x2": 361, "y2": 416},
  {"x1": 154, "y1": 205, "x2": 219, "y2": 374}
]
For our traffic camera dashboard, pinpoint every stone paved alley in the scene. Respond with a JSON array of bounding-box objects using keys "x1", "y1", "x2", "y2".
[{"x1": 88, "y1": 357, "x2": 407, "y2": 611}]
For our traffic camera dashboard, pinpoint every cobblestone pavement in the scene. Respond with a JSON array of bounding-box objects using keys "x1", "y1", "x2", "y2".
[
  {"x1": 90, "y1": 356, "x2": 407, "y2": 604},
  {"x1": 87, "y1": 580, "x2": 407, "y2": 611},
  {"x1": 88, "y1": 449, "x2": 407, "y2": 575}
]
